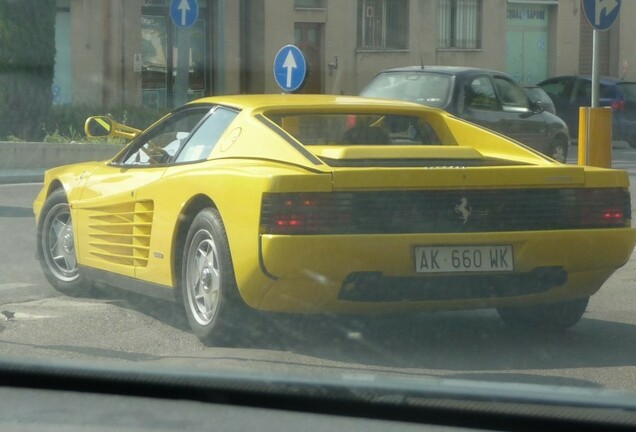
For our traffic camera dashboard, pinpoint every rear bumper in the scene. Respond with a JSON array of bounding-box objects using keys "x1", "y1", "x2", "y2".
[{"x1": 252, "y1": 228, "x2": 636, "y2": 313}]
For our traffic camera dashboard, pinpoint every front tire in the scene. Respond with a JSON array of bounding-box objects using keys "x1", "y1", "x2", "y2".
[
  {"x1": 497, "y1": 297, "x2": 589, "y2": 331},
  {"x1": 181, "y1": 208, "x2": 243, "y2": 345},
  {"x1": 549, "y1": 137, "x2": 568, "y2": 163},
  {"x1": 37, "y1": 189, "x2": 85, "y2": 296}
]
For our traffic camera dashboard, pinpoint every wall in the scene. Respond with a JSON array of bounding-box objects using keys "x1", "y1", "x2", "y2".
[
  {"x1": 62, "y1": 0, "x2": 636, "y2": 103},
  {"x1": 618, "y1": 4, "x2": 636, "y2": 80},
  {"x1": 0, "y1": 142, "x2": 120, "y2": 170},
  {"x1": 71, "y1": 0, "x2": 106, "y2": 105}
]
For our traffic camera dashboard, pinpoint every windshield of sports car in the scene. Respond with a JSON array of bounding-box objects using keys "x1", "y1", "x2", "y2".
[{"x1": 3, "y1": 0, "x2": 636, "y2": 427}]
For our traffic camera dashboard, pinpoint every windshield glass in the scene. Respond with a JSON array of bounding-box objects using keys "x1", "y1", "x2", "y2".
[
  {"x1": 361, "y1": 72, "x2": 452, "y2": 107},
  {"x1": 2, "y1": 0, "x2": 636, "y2": 427}
]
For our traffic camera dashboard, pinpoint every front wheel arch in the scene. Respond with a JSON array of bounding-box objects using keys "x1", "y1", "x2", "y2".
[
  {"x1": 36, "y1": 188, "x2": 87, "y2": 296},
  {"x1": 549, "y1": 135, "x2": 569, "y2": 163}
]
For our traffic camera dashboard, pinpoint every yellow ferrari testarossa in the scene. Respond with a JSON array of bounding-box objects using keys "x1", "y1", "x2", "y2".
[{"x1": 33, "y1": 95, "x2": 636, "y2": 343}]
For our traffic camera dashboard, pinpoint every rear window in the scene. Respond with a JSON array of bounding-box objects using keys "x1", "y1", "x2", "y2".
[
  {"x1": 361, "y1": 72, "x2": 452, "y2": 108},
  {"x1": 599, "y1": 83, "x2": 617, "y2": 99},
  {"x1": 265, "y1": 113, "x2": 441, "y2": 145}
]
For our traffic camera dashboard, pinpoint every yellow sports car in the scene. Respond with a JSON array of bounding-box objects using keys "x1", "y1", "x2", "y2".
[{"x1": 33, "y1": 95, "x2": 636, "y2": 344}]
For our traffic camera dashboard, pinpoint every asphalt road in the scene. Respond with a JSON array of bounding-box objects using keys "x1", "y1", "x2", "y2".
[{"x1": 1, "y1": 152, "x2": 636, "y2": 391}]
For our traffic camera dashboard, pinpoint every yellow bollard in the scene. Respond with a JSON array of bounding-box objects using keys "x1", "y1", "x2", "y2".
[
  {"x1": 578, "y1": 107, "x2": 588, "y2": 166},
  {"x1": 578, "y1": 107, "x2": 612, "y2": 167}
]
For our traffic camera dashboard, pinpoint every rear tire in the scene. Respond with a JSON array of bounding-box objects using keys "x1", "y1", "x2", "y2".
[
  {"x1": 37, "y1": 189, "x2": 86, "y2": 296},
  {"x1": 497, "y1": 297, "x2": 589, "y2": 331},
  {"x1": 181, "y1": 208, "x2": 245, "y2": 345}
]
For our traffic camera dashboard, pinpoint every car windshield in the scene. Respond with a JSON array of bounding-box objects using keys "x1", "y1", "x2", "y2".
[
  {"x1": 360, "y1": 72, "x2": 452, "y2": 107},
  {"x1": 3, "y1": 1, "x2": 636, "y2": 429}
]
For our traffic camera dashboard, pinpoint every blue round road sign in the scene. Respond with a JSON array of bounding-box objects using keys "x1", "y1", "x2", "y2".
[
  {"x1": 582, "y1": 0, "x2": 621, "y2": 31},
  {"x1": 170, "y1": 0, "x2": 198, "y2": 28},
  {"x1": 273, "y1": 45, "x2": 307, "y2": 92}
]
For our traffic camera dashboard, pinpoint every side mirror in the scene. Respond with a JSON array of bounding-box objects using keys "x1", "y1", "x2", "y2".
[
  {"x1": 85, "y1": 116, "x2": 113, "y2": 137},
  {"x1": 84, "y1": 116, "x2": 142, "y2": 141},
  {"x1": 529, "y1": 100, "x2": 545, "y2": 114}
]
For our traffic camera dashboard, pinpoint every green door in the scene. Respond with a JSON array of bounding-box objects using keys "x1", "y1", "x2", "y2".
[{"x1": 505, "y1": 5, "x2": 549, "y2": 85}]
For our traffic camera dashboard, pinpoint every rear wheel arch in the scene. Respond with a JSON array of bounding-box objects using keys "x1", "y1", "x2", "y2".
[
  {"x1": 172, "y1": 194, "x2": 217, "y2": 293},
  {"x1": 179, "y1": 205, "x2": 249, "y2": 345}
]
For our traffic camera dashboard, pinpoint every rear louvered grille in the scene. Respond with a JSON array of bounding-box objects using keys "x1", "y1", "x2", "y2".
[
  {"x1": 261, "y1": 188, "x2": 631, "y2": 234},
  {"x1": 87, "y1": 201, "x2": 154, "y2": 266}
]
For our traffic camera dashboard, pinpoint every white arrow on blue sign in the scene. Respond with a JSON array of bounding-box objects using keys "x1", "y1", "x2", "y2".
[
  {"x1": 170, "y1": 0, "x2": 198, "y2": 28},
  {"x1": 582, "y1": 0, "x2": 621, "y2": 31},
  {"x1": 273, "y1": 45, "x2": 307, "y2": 92}
]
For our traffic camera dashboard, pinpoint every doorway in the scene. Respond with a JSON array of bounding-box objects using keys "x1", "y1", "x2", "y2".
[{"x1": 294, "y1": 23, "x2": 323, "y2": 94}]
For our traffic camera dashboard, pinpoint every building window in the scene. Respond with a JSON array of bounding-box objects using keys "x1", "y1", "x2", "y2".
[
  {"x1": 437, "y1": 0, "x2": 482, "y2": 49},
  {"x1": 294, "y1": 0, "x2": 326, "y2": 8},
  {"x1": 357, "y1": 0, "x2": 408, "y2": 50}
]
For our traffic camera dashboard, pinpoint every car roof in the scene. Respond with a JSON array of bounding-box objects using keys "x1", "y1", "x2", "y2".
[
  {"x1": 375, "y1": 65, "x2": 509, "y2": 77},
  {"x1": 539, "y1": 75, "x2": 636, "y2": 85},
  {"x1": 187, "y1": 93, "x2": 439, "y2": 112}
]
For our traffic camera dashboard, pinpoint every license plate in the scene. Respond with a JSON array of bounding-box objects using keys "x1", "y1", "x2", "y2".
[{"x1": 414, "y1": 245, "x2": 514, "y2": 273}]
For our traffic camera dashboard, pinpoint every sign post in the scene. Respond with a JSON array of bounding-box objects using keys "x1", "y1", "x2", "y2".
[
  {"x1": 273, "y1": 45, "x2": 307, "y2": 93},
  {"x1": 170, "y1": 0, "x2": 199, "y2": 107},
  {"x1": 582, "y1": 0, "x2": 620, "y2": 107}
]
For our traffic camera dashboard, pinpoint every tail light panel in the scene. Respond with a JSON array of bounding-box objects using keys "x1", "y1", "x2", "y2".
[
  {"x1": 578, "y1": 188, "x2": 631, "y2": 228},
  {"x1": 611, "y1": 100, "x2": 625, "y2": 111},
  {"x1": 261, "y1": 193, "x2": 353, "y2": 234},
  {"x1": 260, "y1": 188, "x2": 631, "y2": 235}
]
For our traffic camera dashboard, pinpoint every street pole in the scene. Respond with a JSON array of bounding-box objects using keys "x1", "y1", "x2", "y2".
[
  {"x1": 174, "y1": 26, "x2": 191, "y2": 108},
  {"x1": 591, "y1": 29, "x2": 600, "y2": 108}
]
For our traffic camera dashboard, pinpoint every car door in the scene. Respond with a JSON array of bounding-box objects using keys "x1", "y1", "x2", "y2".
[
  {"x1": 492, "y1": 75, "x2": 547, "y2": 149},
  {"x1": 456, "y1": 74, "x2": 504, "y2": 133},
  {"x1": 73, "y1": 105, "x2": 215, "y2": 280},
  {"x1": 133, "y1": 106, "x2": 240, "y2": 286},
  {"x1": 539, "y1": 76, "x2": 576, "y2": 134}
]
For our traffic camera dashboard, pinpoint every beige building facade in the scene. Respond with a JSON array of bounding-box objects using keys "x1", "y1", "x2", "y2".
[{"x1": 52, "y1": 0, "x2": 636, "y2": 110}]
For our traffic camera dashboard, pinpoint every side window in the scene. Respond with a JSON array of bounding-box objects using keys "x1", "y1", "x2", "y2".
[
  {"x1": 493, "y1": 76, "x2": 529, "y2": 111},
  {"x1": 574, "y1": 80, "x2": 592, "y2": 104},
  {"x1": 600, "y1": 84, "x2": 617, "y2": 99},
  {"x1": 117, "y1": 107, "x2": 212, "y2": 166},
  {"x1": 174, "y1": 107, "x2": 238, "y2": 163},
  {"x1": 465, "y1": 76, "x2": 498, "y2": 111},
  {"x1": 541, "y1": 78, "x2": 573, "y2": 102}
]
